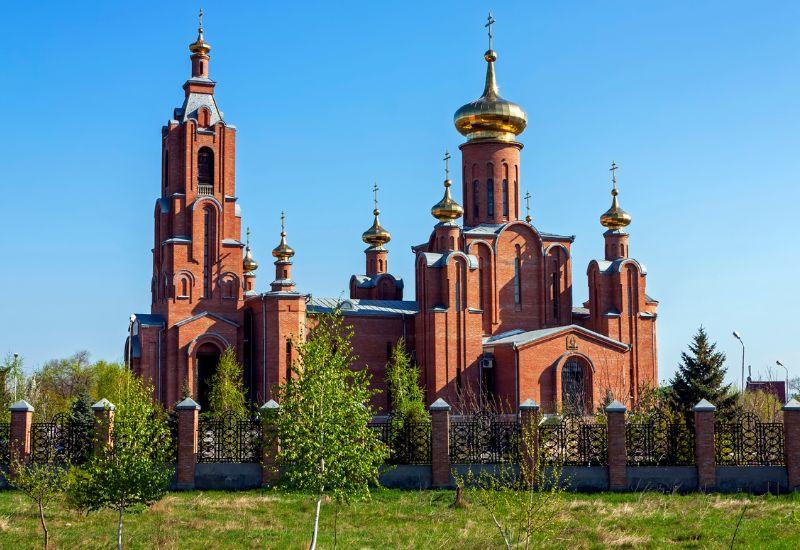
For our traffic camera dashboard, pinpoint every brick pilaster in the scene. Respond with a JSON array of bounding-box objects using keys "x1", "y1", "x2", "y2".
[
  {"x1": 605, "y1": 400, "x2": 627, "y2": 490},
  {"x1": 519, "y1": 398, "x2": 539, "y2": 486},
  {"x1": 9, "y1": 401, "x2": 34, "y2": 474},
  {"x1": 176, "y1": 397, "x2": 200, "y2": 490},
  {"x1": 693, "y1": 399, "x2": 717, "y2": 490},
  {"x1": 260, "y1": 400, "x2": 280, "y2": 486},
  {"x1": 91, "y1": 398, "x2": 115, "y2": 456},
  {"x1": 783, "y1": 398, "x2": 800, "y2": 491},
  {"x1": 430, "y1": 398, "x2": 451, "y2": 488}
]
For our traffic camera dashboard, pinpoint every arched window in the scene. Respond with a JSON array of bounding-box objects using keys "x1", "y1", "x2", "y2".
[
  {"x1": 562, "y1": 359, "x2": 586, "y2": 414},
  {"x1": 478, "y1": 258, "x2": 485, "y2": 310},
  {"x1": 514, "y1": 245, "x2": 522, "y2": 306},
  {"x1": 285, "y1": 340, "x2": 292, "y2": 381},
  {"x1": 472, "y1": 180, "x2": 480, "y2": 219},
  {"x1": 502, "y1": 164, "x2": 509, "y2": 218},
  {"x1": 203, "y1": 207, "x2": 214, "y2": 298},
  {"x1": 221, "y1": 274, "x2": 238, "y2": 299},
  {"x1": 551, "y1": 271, "x2": 560, "y2": 322},
  {"x1": 486, "y1": 163, "x2": 495, "y2": 219},
  {"x1": 198, "y1": 107, "x2": 211, "y2": 127},
  {"x1": 197, "y1": 147, "x2": 214, "y2": 189},
  {"x1": 378, "y1": 259, "x2": 384, "y2": 272},
  {"x1": 181, "y1": 277, "x2": 188, "y2": 297}
]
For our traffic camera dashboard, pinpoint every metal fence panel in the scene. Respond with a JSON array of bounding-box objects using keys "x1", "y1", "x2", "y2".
[
  {"x1": 197, "y1": 417, "x2": 262, "y2": 463},
  {"x1": 539, "y1": 415, "x2": 607, "y2": 466},
  {"x1": 369, "y1": 419, "x2": 431, "y2": 464},
  {"x1": 715, "y1": 412, "x2": 784, "y2": 466},
  {"x1": 449, "y1": 412, "x2": 521, "y2": 464}
]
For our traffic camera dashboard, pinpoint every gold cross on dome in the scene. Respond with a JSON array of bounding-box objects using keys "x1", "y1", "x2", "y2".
[
  {"x1": 443, "y1": 150, "x2": 451, "y2": 179},
  {"x1": 246, "y1": 226, "x2": 251, "y2": 246},
  {"x1": 280, "y1": 211, "x2": 286, "y2": 233},
  {"x1": 524, "y1": 191, "x2": 532, "y2": 222},
  {"x1": 372, "y1": 183, "x2": 379, "y2": 210},
  {"x1": 609, "y1": 161, "x2": 619, "y2": 189},
  {"x1": 485, "y1": 12, "x2": 496, "y2": 50},
  {"x1": 198, "y1": 8, "x2": 204, "y2": 29}
]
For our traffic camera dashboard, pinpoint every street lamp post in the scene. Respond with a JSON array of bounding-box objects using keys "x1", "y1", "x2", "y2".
[
  {"x1": 733, "y1": 331, "x2": 745, "y2": 392},
  {"x1": 776, "y1": 360, "x2": 789, "y2": 403}
]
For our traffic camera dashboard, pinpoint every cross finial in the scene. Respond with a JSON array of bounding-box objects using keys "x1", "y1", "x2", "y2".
[
  {"x1": 485, "y1": 12, "x2": 496, "y2": 50},
  {"x1": 609, "y1": 161, "x2": 619, "y2": 194},
  {"x1": 524, "y1": 191, "x2": 532, "y2": 223},
  {"x1": 198, "y1": 8, "x2": 204, "y2": 30},
  {"x1": 443, "y1": 150, "x2": 451, "y2": 180},
  {"x1": 246, "y1": 226, "x2": 251, "y2": 247},
  {"x1": 280, "y1": 211, "x2": 286, "y2": 235},
  {"x1": 372, "y1": 182, "x2": 379, "y2": 212}
]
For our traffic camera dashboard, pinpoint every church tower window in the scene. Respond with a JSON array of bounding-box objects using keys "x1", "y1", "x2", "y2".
[
  {"x1": 502, "y1": 164, "x2": 509, "y2": 218},
  {"x1": 198, "y1": 147, "x2": 214, "y2": 194},
  {"x1": 514, "y1": 245, "x2": 522, "y2": 306},
  {"x1": 486, "y1": 163, "x2": 495, "y2": 218},
  {"x1": 552, "y1": 271, "x2": 560, "y2": 323},
  {"x1": 285, "y1": 339, "x2": 292, "y2": 382},
  {"x1": 202, "y1": 207, "x2": 214, "y2": 298},
  {"x1": 472, "y1": 180, "x2": 480, "y2": 218}
]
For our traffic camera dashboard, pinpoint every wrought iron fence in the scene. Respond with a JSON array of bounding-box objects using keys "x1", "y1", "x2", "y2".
[
  {"x1": 449, "y1": 412, "x2": 521, "y2": 464},
  {"x1": 715, "y1": 412, "x2": 784, "y2": 466},
  {"x1": 539, "y1": 414, "x2": 607, "y2": 466},
  {"x1": 197, "y1": 417, "x2": 262, "y2": 463},
  {"x1": 30, "y1": 413, "x2": 94, "y2": 466},
  {"x1": 0, "y1": 422, "x2": 9, "y2": 466},
  {"x1": 369, "y1": 418, "x2": 431, "y2": 464},
  {"x1": 626, "y1": 411, "x2": 695, "y2": 466}
]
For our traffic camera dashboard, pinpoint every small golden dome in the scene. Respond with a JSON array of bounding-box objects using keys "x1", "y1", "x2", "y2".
[
  {"x1": 189, "y1": 10, "x2": 211, "y2": 56},
  {"x1": 272, "y1": 212, "x2": 295, "y2": 261},
  {"x1": 600, "y1": 163, "x2": 632, "y2": 230},
  {"x1": 243, "y1": 228, "x2": 259, "y2": 272},
  {"x1": 431, "y1": 179, "x2": 464, "y2": 222},
  {"x1": 454, "y1": 49, "x2": 527, "y2": 142},
  {"x1": 362, "y1": 209, "x2": 392, "y2": 247}
]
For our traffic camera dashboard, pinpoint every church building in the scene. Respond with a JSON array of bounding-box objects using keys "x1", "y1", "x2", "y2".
[{"x1": 127, "y1": 16, "x2": 659, "y2": 413}]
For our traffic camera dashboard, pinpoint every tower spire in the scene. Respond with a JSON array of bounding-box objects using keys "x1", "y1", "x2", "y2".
[
  {"x1": 431, "y1": 150, "x2": 464, "y2": 223},
  {"x1": 600, "y1": 161, "x2": 632, "y2": 231},
  {"x1": 189, "y1": 8, "x2": 211, "y2": 78},
  {"x1": 243, "y1": 227, "x2": 259, "y2": 272},
  {"x1": 362, "y1": 183, "x2": 391, "y2": 248}
]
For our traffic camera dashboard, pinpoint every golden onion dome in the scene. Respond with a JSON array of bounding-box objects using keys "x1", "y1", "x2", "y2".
[
  {"x1": 189, "y1": 10, "x2": 211, "y2": 56},
  {"x1": 243, "y1": 246, "x2": 259, "y2": 272},
  {"x1": 600, "y1": 163, "x2": 632, "y2": 230},
  {"x1": 431, "y1": 178, "x2": 464, "y2": 222},
  {"x1": 272, "y1": 213, "x2": 295, "y2": 261},
  {"x1": 454, "y1": 49, "x2": 527, "y2": 142},
  {"x1": 362, "y1": 208, "x2": 392, "y2": 247}
]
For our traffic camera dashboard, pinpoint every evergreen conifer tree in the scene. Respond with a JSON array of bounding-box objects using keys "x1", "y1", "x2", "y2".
[{"x1": 668, "y1": 326, "x2": 739, "y2": 421}]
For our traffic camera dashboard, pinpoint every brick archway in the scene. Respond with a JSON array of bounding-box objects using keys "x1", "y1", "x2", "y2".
[
  {"x1": 187, "y1": 333, "x2": 230, "y2": 411},
  {"x1": 553, "y1": 352, "x2": 595, "y2": 414}
]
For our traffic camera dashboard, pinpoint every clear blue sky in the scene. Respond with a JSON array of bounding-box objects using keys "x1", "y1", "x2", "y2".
[{"x1": 2, "y1": 1, "x2": 798, "y2": 388}]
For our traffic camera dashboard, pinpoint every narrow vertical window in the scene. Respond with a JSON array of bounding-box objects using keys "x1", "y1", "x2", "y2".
[
  {"x1": 197, "y1": 147, "x2": 214, "y2": 195},
  {"x1": 552, "y1": 271, "x2": 560, "y2": 322},
  {"x1": 514, "y1": 245, "x2": 522, "y2": 306},
  {"x1": 472, "y1": 180, "x2": 480, "y2": 218},
  {"x1": 478, "y1": 258, "x2": 485, "y2": 310},
  {"x1": 454, "y1": 267, "x2": 461, "y2": 311},
  {"x1": 285, "y1": 340, "x2": 292, "y2": 381},
  {"x1": 486, "y1": 163, "x2": 495, "y2": 219},
  {"x1": 203, "y1": 208, "x2": 213, "y2": 298},
  {"x1": 502, "y1": 179, "x2": 509, "y2": 218}
]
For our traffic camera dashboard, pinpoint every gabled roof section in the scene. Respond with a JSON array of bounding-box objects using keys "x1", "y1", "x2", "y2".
[
  {"x1": 308, "y1": 297, "x2": 418, "y2": 317},
  {"x1": 174, "y1": 311, "x2": 240, "y2": 328},
  {"x1": 483, "y1": 324, "x2": 629, "y2": 351},
  {"x1": 132, "y1": 313, "x2": 165, "y2": 327},
  {"x1": 173, "y1": 85, "x2": 226, "y2": 126},
  {"x1": 463, "y1": 222, "x2": 575, "y2": 243},
  {"x1": 419, "y1": 251, "x2": 479, "y2": 269},
  {"x1": 351, "y1": 274, "x2": 404, "y2": 290},
  {"x1": 593, "y1": 258, "x2": 647, "y2": 275}
]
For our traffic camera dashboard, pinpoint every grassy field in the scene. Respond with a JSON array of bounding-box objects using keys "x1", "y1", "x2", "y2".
[{"x1": 0, "y1": 489, "x2": 798, "y2": 549}]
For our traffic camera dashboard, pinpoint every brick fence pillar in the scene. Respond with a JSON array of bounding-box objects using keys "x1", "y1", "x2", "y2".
[
  {"x1": 91, "y1": 398, "x2": 115, "y2": 456},
  {"x1": 260, "y1": 400, "x2": 280, "y2": 486},
  {"x1": 783, "y1": 398, "x2": 800, "y2": 491},
  {"x1": 605, "y1": 400, "x2": 627, "y2": 491},
  {"x1": 519, "y1": 398, "x2": 539, "y2": 486},
  {"x1": 9, "y1": 400, "x2": 34, "y2": 474},
  {"x1": 693, "y1": 399, "x2": 717, "y2": 491},
  {"x1": 175, "y1": 397, "x2": 200, "y2": 490},
  {"x1": 430, "y1": 398, "x2": 451, "y2": 488}
]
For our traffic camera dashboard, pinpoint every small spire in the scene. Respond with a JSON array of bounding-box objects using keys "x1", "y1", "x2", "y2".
[
  {"x1": 600, "y1": 161, "x2": 632, "y2": 230},
  {"x1": 485, "y1": 12, "x2": 496, "y2": 51},
  {"x1": 243, "y1": 226, "x2": 259, "y2": 272},
  {"x1": 362, "y1": 183, "x2": 391, "y2": 247},
  {"x1": 272, "y1": 211, "x2": 295, "y2": 261},
  {"x1": 189, "y1": 8, "x2": 211, "y2": 56},
  {"x1": 524, "y1": 191, "x2": 532, "y2": 223},
  {"x1": 373, "y1": 182, "x2": 380, "y2": 215},
  {"x1": 443, "y1": 150, "x2": 451, "y2": 180},
  {"x1": 431, "y1": 150, "x2": 464, "y2": 222}
]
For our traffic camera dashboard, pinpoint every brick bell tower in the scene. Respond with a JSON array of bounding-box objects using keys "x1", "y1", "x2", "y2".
[{"x1": 130, "y1": 12, "x2": 246, "y2": 408}]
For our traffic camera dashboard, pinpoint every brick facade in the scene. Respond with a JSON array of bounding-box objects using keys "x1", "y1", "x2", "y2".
[{"x1": 129, "y1": 25, "x2": 659, "y2": 415}]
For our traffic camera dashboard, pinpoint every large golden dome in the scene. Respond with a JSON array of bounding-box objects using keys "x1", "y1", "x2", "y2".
[
  {"x1": 600, "y1": 163, "x2": 632, "y2": 231},
  {"x1": 454, "y1": 49, "x2": 527, "y2": 142}
]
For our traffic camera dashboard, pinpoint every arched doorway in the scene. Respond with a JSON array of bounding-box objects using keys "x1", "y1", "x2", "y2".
[
  {"x1": 562, "y1": 357, "x2": 591, "y2": 415},
  {"x1": 196, "y1": 342, "x2": 221, "y2": 411}
]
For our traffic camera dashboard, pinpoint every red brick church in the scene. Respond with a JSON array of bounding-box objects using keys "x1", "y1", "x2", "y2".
[{"x1": 127, "y1": 17, "x2": 659, "y2": 414}]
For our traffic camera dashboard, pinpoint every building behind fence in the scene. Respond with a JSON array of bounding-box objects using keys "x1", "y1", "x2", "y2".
[{"x1": 3, "y1": 397, "x2": 800, "y2": 493}]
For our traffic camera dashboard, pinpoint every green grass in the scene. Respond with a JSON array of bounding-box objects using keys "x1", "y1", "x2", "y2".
[{"x1": 0, "y1": 489, "x2": 798, "y2": 549}]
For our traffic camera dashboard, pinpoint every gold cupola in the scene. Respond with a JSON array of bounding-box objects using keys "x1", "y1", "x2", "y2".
[
  {"x1": 600, "y1": 162, "x2": 632, "y2": 231},
  {"x1": 454, "y1": 14, "x2": 527, "y2": 142},
  {"x1": 189, "y1": 9, "x2": 211, "y2": 56},
  {"x1": 431, "y1": 151, "x2": 464, "y2": 222},
  {"x1": 362, "y1": 184, "x2": 392, "y2": 247},
  {"x1": 243, "y1": 228, "x2": 259, "y2": 272},
  {"x1": 272, "y1": 212, "x2": 295, "y2": 261}
]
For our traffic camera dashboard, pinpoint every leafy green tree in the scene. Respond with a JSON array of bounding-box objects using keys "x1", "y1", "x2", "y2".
[
  {"x1": 0, "y1": 352, "x2": 25, "y2": 421},
  {"x1": 91, "y1": 361, "x2": 131, "y2": 405},
  {"x1": 28, "y1": 351, "x2": 96, "y2": 419},
  {"x1": 67, "y1": 375, "x2": 171, "y2": 550},
  {"x1": 207, "y1": 347, "x2": 248, "y2": 420},
  {"x1": 275, "y1": 310, "x2": 389, "y2": 549},
  {"x1": 385, "y1": 338, "x2": 426, "y2": 422},
  {"x1": 3, "y1": 458, "x2": 67, "y2": 550},
  {"x1": 668, "y1": 327, "x2": 738, "y2": 422}
]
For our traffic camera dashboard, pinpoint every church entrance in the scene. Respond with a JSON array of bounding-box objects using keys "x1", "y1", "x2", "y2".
[
  {"x1": 196, "y1": 343, "x2": 221, "y2": 411},
  {"x1": 562, "y1": 357, "x2": 590, "y2": 415}
]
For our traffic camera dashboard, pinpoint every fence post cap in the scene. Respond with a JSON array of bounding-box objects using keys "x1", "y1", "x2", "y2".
[
  {"x1": 9, "y1": 400, "x2": 34, "y2": 412},
  {"x1": 692, "y1": 399, "x2": 716, "y2": 412},
  {"x1": 605, "y1": 400, "x2": 627, "y2": 413},
  {"x1": 91, "y1": 398, "x2": 116, "y2": 411},
  {"x1": 260, "y1": 399, "x2": 280, "y2": 411},
  {"x1": 176, "y1": 397, "x2": 201, "y2": 410},
  {"x1": 429, "y1": 398, "x2": 451, "y2": 411},
  {"x1": 519, "y1": 398, "x2": 539, "y2": 410},
  {"x1": 783, "y1": 398, "x2": 800, "y2": 411}
]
